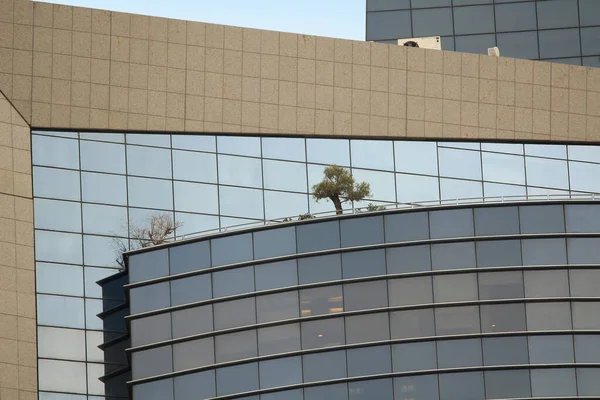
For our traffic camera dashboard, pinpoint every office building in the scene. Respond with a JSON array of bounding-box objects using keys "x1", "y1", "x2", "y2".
[
  {"x1": 366, "y1": 0, "x2": 600, "y2": 66},
  {"x1": 0, "y1": 0, "x2": 599, "y2": 399}
]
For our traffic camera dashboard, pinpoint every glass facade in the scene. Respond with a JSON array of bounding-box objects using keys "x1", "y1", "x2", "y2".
[
  {"x1": 366, "y1": 0, "x2": 600, "y2": 67},
  {"x1": 127, "y1": 202, "x2": 600, "y2": 399},
  {"x1": 31, "y1": 130, "x2": 600, "y2": 399}
]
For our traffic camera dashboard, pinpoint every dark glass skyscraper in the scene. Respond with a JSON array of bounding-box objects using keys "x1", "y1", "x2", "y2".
[{"x1": 366, "y1": 0, "x2": 600, "y2": 67}]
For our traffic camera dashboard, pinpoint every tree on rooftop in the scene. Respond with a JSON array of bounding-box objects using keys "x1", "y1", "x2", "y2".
[{"x1": 312, "y1": 165, "x2": 371, "y2": 215}]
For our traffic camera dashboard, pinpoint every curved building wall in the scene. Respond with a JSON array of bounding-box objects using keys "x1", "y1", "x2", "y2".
[{"x1": 126, "y1": 200, "x2": 600, "y2": 400}]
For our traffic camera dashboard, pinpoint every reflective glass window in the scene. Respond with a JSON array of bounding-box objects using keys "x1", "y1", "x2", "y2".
[
  {"x1": 580, "y1": 0, "x2": 600, "y2": 26},
  {"x1": 347, "y1": 345, "x2": 391, "y2": 377},
  {"x1": 78, "y1": 132, "x2": 122, "y2": 142},
  {"x1": 255, "y1": 260, "x2": 297, "y2": 291},
  {"x1": 216, "y1": 330, "x2": 256, "y2": 363},
  {"x1": 217, "y1": 136, "x2": 260, "y2": 157},
  {"x1": 81, "y1": 172, "x2": 127, "y2": 205},
  {"x1": 474, "y1": 206, "x2": 519, "y2": 236},
  {"x1": 214, "y1": 297, "x2": 256, "y2": 330},
  {"x1": 386, "y1": 245, "x2": 431, "y2": 274},
  {"x1": 128, "y1": 248, "x2": 168, "y2": 283},
  {"x1": 32, "y1": 135, "x2": 79, "y2": 169},
  {"x1": 531, "y1": 368, "x2": 577, "y2": 397},
  {"x1": 174, "y1": 370, "x2": 215, "y2": 400},
  {"x1": 83, "y1": 234, "x2": 119, "y2": 267},
  {"x1": 84, "y1": 266, "x2": 113, "y2": 299},
  {"x1": 351, "y1": 139, "x2": 394, "y2": 171},
  {"x1": 481, "y1": 303, "x2": 526, "y2": 333},
  {"x1": 37, "y1": 294, "x2": 84, "y2": 329},
  {"x1": 367, "y1": 10, "x2": 412, "y2": 41},
  {"x1": 482, "y1": 152, "x2": 525, "y2": 185},
  {"x1": 341, "y1": 216, "x2": 384, "y2": 247},
  {"x1": 172, "y1": 305, "x2": 212, "y2": 339},
  {"x1": 539, "y1": 28, "x2": 581, "y2": 59},
  {"x1": 483, "y1": 182, "x2": 527, "y2": 198},
  {"x1": 80, "y1": 140, "x2": 125, "y2": 174},
  {"x1": 412, "y1": 7, "x2": 453, "y2": 37},
  {"x1": 476, "y1": 239, "x2": 522, "y2": 268},
  {"x1": 174, "y1": 181, "x2": 218, "y2": 214},
  {"x1": 218, "y1": 154, "x2": 262, "y2": 188},
  {"x1": 175, "y1": 212, "x2": 217, "y2": 236},
  {"x1": 483, "y1": 336, "x2": 529, "y2": 366},
  {"x1": 36, "y1": 262, "x2": 83, "y2": 296},
  {"x1": 126, "y1": 134, "x2": 169, "y2": 147},
  {"x1": 133, "y1": 379, "x2": 174, "y2": 400},
  {"x1": 522, "y1": 238, "x2": 567, "y2": 265},
  {"x1": 262, "y1": 137, "x2": 305, "y2": 162},
  {"x1": 131, "y1": 313, "x2": 172, "y2": 347},
  {"x1": 395, "y1": 141, "x2": 438, "y2": 176},
  {"x1": 529, "y1": 335, "x2": 574, "y2": 364},
  {"x1": 527, "y1": 302, "x2": 572, "y2": 330},
  {"x1": 306, "y1": 138, "x2": 350, "y2": 166},
  {"x1": 577, "y1": 368, "x2": 600, "y2": 397},
  {"x1": 38, "y1": 327, "x2": 86, "y2": 361},
  {"x1": 211, "y1": 233, "x2": 253, "y2": 266},
  {"x1": 170, "y1": 274, "x2": 212, "y2": 306},
  {"x1": 570, "y1": 269, "x2": 600, "y2": 296},
  {"x1": 394, "y1": 375, "x2": 439, "y2": 400},
  {"x1": 346, "y1": 312, "x2": 390, "y2": 344},
  {"x1": 301, "y1": 317, "x2": 345, "y2": 349},
  {"x1": 435, "y1": 306, "x2": 480, "y2": 335},
  {"x1": 456, "y1": 35, "x2": 496, "y2": 56},
  {"x1": 525, "y1": 157, "x2": 569, "y2": 189},
  {"x1": 433, "y1": 273, "x2": 478, "y2": 303},
  {"x1": 172, "y1": 150, "x2": 217, "y2": 183},
  {"x1": 304, "y1": 383, "x2": 348, "y2": 400},
  {"x1": 128, "y1": 177, "x2": 173, "y2": 209},
  {"x1": 257, "y1": 291, "x2": 299, "y2": 323},
  {"x1": 438, "y1": 338, "x2": 482, "y2": 368},
  {"x1": 172, "y1": 135, "x2": 215, "y2": 152},
  {"x1": 390, "y1": 308, "x2": 435, "y2": 339},
  {"x1": 296, "y1": 221, "x2": 340, "y2": 253},
  {"x1": 35, "y1": 230, "x2": 82, "y2": 265},
  {"x1": 481, "y1": 143, "x2": 523, "y2": 155},
  {"x1": 219, "y1": 185, "x2": 264, "y2": 219},
  {"x1": 264, "y1": 190, "x2": 308, "y2": 220},
  {"x1": 349, "y1": 378, "x2": 393, "y2": 400},
  {"x1": 485, "y1": 370, "x2": 531, "y2": 399},
  {"x1": 263, "y1": 159, "x2": 307, "y2": 192},
  {"x1": 575, "y1": 335, "x2": 600, "y2": 363},
  {"x1": 537, "y1": 0, "x2": 579, "y2": 29},
  {"x1": 253, "y1": 226, "x2": 296, "y2": 260},
  {"x1": 525, "y1": 144, "x2": 567, "y2": 159},
  {"x1": 39, "y1": 359, "x2": 87, "y2": 394},
  {"x1": 84, "y1": 299, "x2": 102, "y2": 330},
  {"x1": 396, "y1": 174, "x2": 440, "y2": 203},
  {"x1": 570, "y1": 161, "x2": 600, "y2": 192},
  {"x1": 453, "y1": 5, "x2": 494, "y2": 35},
  {"x1": 126, "y1": 145, "x2": 171, "y2": 179},
  {"x1": 344, "y1": 280, "x2": 388, "y2": 311},
  {"x1": 298, "y1": 254, "x2": 342, "y2": 284},
  {"x1": 431, "y1": 242, "x2": 476, "y2": 270},
  {"x1": 258, "y1": 323, "x2": 301, "y2": 356},
  {"x1": 495, "y1": 2, "x2": 537, "y2": 32},
  {"x1": 130, "y1": 282, "x2": 170, "y2": 314},
  {"x1": 438, "y1": 147, "x2": 481, "y2": 180},
  {"x1": 520, "y1": 205, "x2": 565, "y2": 234},
  {"x1": 81, "y1": 203, "x2": 126, "y2": 236},
  {"x1": 573, "y1": 302, "x2": 600, "y2": 329},
  {"x1": 34, "y1": 167, "x2": 80, "y2": 201},
  {"x1": 385, "y1": 211, "x2": 429, "y2": 242},
  {"x1": 430, "y1": 208, "x2": 474, "y2": 239},
  {"x1": 259, "y1": 356, "x2": 302, "y2": 389},
  {"x1": 566, "y1": 204, "x2": 600, "y2": 233},
  {"x1": 367, "y1": 0, "x2": 410, "y2": 11},
  {"x1": 300, "y1": 285, "x2": 343, "y2": 317},
  {"x1": 216, "y1": 363, "x2": 259, "y2": 396},
  {"x1": 524, "y1": 269, "x2": 569, "y2": 298},
  {"x1": 169, "y1": 241, "x2": 211, "y2": 275},
  {"x1": 440, "y1": 178, "x2": 482, "y2": 200},
  {"x1": 439, "y1": 371, "x2": 485, "y2": 400},
  {"x1": 497, "y1": 31, "x2": 540, "y2": 60},
  {"x1": 132, "y1": 346, "x2": 173, "y2": 379},
  {"x1": 393, "y1": 341, "x2": 437, "y2": 372},
  {"x1": 342, "y1": 249, "x2": 386, "y2": 279},
  {"x1": 478, "y1": 271, "x2": 524, "y2": 300},
  {"x1": 213, "y1": 266, "x2": 254, "y2": 297}
]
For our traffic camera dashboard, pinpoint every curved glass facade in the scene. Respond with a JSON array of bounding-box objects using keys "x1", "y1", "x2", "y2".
[{"x1": 127, "y1": 201, "x2": 600, "y2": 399}]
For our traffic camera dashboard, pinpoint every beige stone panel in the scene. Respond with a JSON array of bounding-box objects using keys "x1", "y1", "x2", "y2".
[
  {"x1": 388, "y1": 93, "x2": 406, "y2": 119},
  {"x1": 333, "y1": 111, "x2": 351, "y2": 135},
  {"x1": 51, "y1": 79, "x2": 70, "y2": 106},
  {"x1": 532, "y1": 61, "x2": 551, "y2": 86},
  {"x1": 31, "y1": 52, "x2": 50, "y2": 79},
  {"x1": 129, "y1": 63, "x2": 148, "y2": 89},
  {"x1": 425, "y1": 73, "x2": 442, "y2": 99},
  {"x1": 242, "y1": 28, "x2": 261, "y2": 53},
  {"x1": 130, "y1": 39, "x2": 148, "y2": 64},
  {"x1": 351, "y1": 89, "x2": 369, "y2": 114},
  {"x1": 388, "y1": 117, "x2": 406, "y2": 136},
  {"x1": 407, "y1": 71, "x2": 424, "y2": 97},
  {"x1": 514, "y1": 107, "x2": 532, "y2": 133},
  {"x1": 167, "y1": 68, "x2": 185, "y2": 94},
  {"x1": 0, "y1": 363, "x2": 18, "y2": 390},
  {"x1": 0, "y1": 0, "x2": 13, "y2": 23},
  {"x1": 52, "y1": 29, "x2": 71, "y2": 56},
  {"x1": 185, "y1": 95, "x2": 204, "y2": 121},
  {"x1": 443, "y1": 75, "x2": 461, "y2": 100},
  {"x1": 31, "y1": 102, "x2": 49, "y2": 127},
  {"x1": 371, "y1": 67, "x2": 388, "y2": 92},
  {"x1": 13, "y1": 172, "x2": 31, "y2": 199},
  {"x1": 297, "y1": 107, "x2": 315, "y2": 133},
  {"x1": 0, "y1": 313, "x2": 17, "y2": 339},
  {"x1": 52, "y1": 54, "x2": 71, "y2": 80},
  {"x1": 242, "y1": 76, "x2": 260, "y2": 102},
  {"x1": 91, "y1": 33, "x2": 110, "y2": 59},
  {"x1": 222, "y1": 25, "x2": 242, "y2": 51},
  {"x1": 223, "y1": 99, "x2": 242, "y2": 125},
  {"x1": 407, "y1": 119, "x2": 425, "y2": 137},
  {"x1": 70, "y1": 81, "x2": 90, "y2": 108},
  {"x1": 315, "y1": 85, "x2": 333, "y2": 110},
  {"x1": 278, "y1": 105, "x2": 296, "y2": 131},
  {"x1": 260, "y1": 78, "x2": 278, "y2": 104},
  {"x1": 187, "y1": 46, "x2": 205, "y2": 71},
  {"x1": 0, "y1": 288, "x2": 17, "y2": 315},
  {"x1": 551, "y1": 63, "x2": 569, "y2": 88},
  {"x1": 50, "y1": 103, "x2": 70, "y2": 127},
  {"x1": 279, "y1": 56, "x2": 297, "y2": 82},
  {"x1": 0, "y1": 168, "x2": 14, "y2": 195},
  {"x1": 109, "y1": 86, "x2": 128, "y2": 112},
  {"x1": 11, "y1": 125, "x2": 29, "y2": 152},
  {"x1": 497, "y1": 58, "x2": 515, "y2": 82},
  {"x1": 461, "y1": 77, "x2": 478, "y2": 102},
  {"x1": 108, "y1": 110, "x2": 127, "y2": 129},
  {"x1": 128, "y1": 88, "x2": 147, "y2": 114},
  {"x1": 18, "y1": 364, "x2": 37, "y2": 391},
  {"x1": 206, "y1": 48, "x2": 224, "y2": 74},
  {"x1": 111, "y1": 36, "x2": 130, "y2": 62},
  {"x1": 587, "y1": 91, "x2": 600, "y2": 116},
  {"x1": 389, "y1": 45, "x2": 406, "y2": 70},
  {"x1": 569, "y1": 65, "x2": 586, "y2": 90},
  {"x1": 204, "y1": 97, "x2": 223, "y2": 122},
  {"x1": 71, "y1": 6, "x2": 91, "y2": 32},
  {"x1": 0, "y1": 48, "x2": 12, "y2": 74},
  {"x1": 461, "y1": 53, "x2": 478, "y2": 78},
  {"x1": 297, "y1": 58, "x2": 315, "y2": 84},
  {"x1": 334, "y1": 39, "x2": 352, "y2": 63},
  {"x1": 479, "y1": 103, "x2": 497, "y2": 129},
  {"x1": 407, "y1": 47, "x2": 425, "y2": 72},
  {"x1": 223, "y1": 74, "x2": 242, "y2": 100},
  {"x1": 127, "y1": 113, "x2": 146, "y2": 130},
  {"x1": 352, "y1": 41, "x2": 370, "y2": 65},
  {"x1": 34, "y1": 2, "x2": 53, "y2": 27},
  {"x1": 515, "y1": 83, "x2": 532, "y2": 108},
  {"x1": 15, "y1": 0, "x2": 33, "y2": 26},
  {"x1": 53, "y1": 4, "x2": 73, "y2": 29},
  {"x1": 371, "y1": 91, "x2": 388, "y2": 117},
  {"x1": 148, "y1": 16, "x2": 167, "y2": 41},
  {"x1": 479, "y1": 55, "x2": 497, "y2": 80},
  {"x1": 297, "y1": 83, "x2": 316, "y2": 108},
  {"x1": 261, "y1": 54, "x2": 278, "y2": 80},
  {"x1": 533, "y1": 85, "x2": 550, "y2": 110},
  {"x1": 352, "y1": 113, "x2": 369, "y2": 136},
  {"x1": 569, "y1": 113, "x2": 586, "y2": 140},
  {"x1": 241, "y1": 101, "x2": 259, "y2": 127},
  {"x1": 496, "y1": 81, "x2": 515, "y2": 106},
  {"x1": 550, "y1": 111, "x2": 568, "y2": 138},
  {"x1": 12, "y1": 75, "x2": 31, "y2": 102},
  {"x1": 185, "y1": 119, "x2": 204, "y2": 131},
  {"x1": 224, "y1": 50, "x2": 242, "y2": 76},
  {"x1": 90, "y1": 84, "x2": 108, "y2": 109},
  {"x1": 71, "y1": 56, "x2": 91, "y2": 82},
  {"x1": 149, "y1": 40, "x2": 168, "y2": 66},
  {"x1": 316, "y1": 36, "x2": 333, "y2": 61},
  {"x1": 333, "y1": 87, "x2": 351, "y2": 112},
  {"x1": 334, "y1": 63, "x2": 351, "y2": 88},
  {"x1": 89, "y1": 108, "x2": 108, "y2": 128},
  {"x1": 17, "y1": 341, "x2": 36, "y2": 368},
  {"x1": 533, "y1": 109, "x2": 550, "y2": 134},
  {"x1": 587, "y1": 68, "x2": 600, "y2": 92},
  {"x1": 551, "y1": 87, "x2": 568, "y2": 112},
  {"x1": 587, "y1": 116, "x2": 600, "y2": 140},
  {"x1": 0, "y1": 265, "x2": 16, "y2": 291},
  {"x1": 569, "y1": 89, "x2": 586, "y2": 115},
  {"x1": 0, "y1": 21, "x2": 13, "y2": 49},
  {"x1": 13, "y1": 25, "x2": 32, "y2": 52},
  {"x1": 0, "y1": 122, "x2": 10, "y2": 147},
  {"x1": 130, "y1": 14, "x2": 149, "y2": 39},
  {"x1": 407, "y1": 95, "x2": 425, "y2": 121},
  {"x1": 242, "y1": 52, "x2": 260, "y2": 78},
  {"x1": 280, "y1": 32, "x2": 297, "y2": 57},
  {"x1": 424, "y1": 49, "x2": 442, "y2": 74},
  {"x1": 497, "y1": 105, "x2": 515, "y2": 131},
  {"x1": 388, "y1": 69, "x2": 406, "y2": 94},
  {"x1": 166, "y1": 92, "x2": 184, "y2": 118},
  {"x1": 424, "y1": 97, "x2": 442, "y2": 123},
  {"x1": 316, "y1": 60, "x2": 333, "y2": 86},
  {"x1": 278, "y1": 81, "x2": 297, "y2": 106},
  {"x1": 298, "y1": 35, "x2": 316, "y2": 59},
  {"x1": 90, "y1": 58, "x2": 109, "y2": 85},
  {"x1": 70, "y1": 106, "x2": 89, "y2": 127},
  {"x1": 260, "y1": 103, "x2": 277, "y2": 128},
  {"x1": 148, "y1": 65, "x2": 167, "y2": 91},
  {"x1": 168, "y1": 19, "x2": 186, "y2": 44},
  {"x1": 185, "y1": 21, "x2": 205, "y2": 47},
  {"x1": 461, "y1": 101, "x2": 478, "y2": 127},
  {"x1": 443, "y1": 99, "x2": 461, "y2": 125},
  {"x1": 147, "y1": 90, "x2": 166, "y2": 116}
]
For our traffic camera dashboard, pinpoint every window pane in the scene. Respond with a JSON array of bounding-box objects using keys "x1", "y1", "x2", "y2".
[
  {"x1": 439, "y1": 371, "x2": 485, "y2": 400},
  {"x1": 127, "y1": 145, "x2": 172, "y2": 179},
  {"x1": 211, "y1": 233, "x2": 253, "y2": 266},
  {"x1": 440, "y1": 178, "x2": 482, "y2": 200},
  {"x1": 341, "y1": 216, "x2": 384, "y2": 247},
  {"x1": 520, "y1": 205, "x2": 565, "y2": 234},
  {"x1": 216, "y1": 331, "x2": 256, "y2": 363},
  {"x1": 478, "y1": 271, "x2": 524, "y2": 300},
  {"x1": 342, "y1": 249, "x2": 386, "y2": 279},
  {"x1": 126, "y1": 133, "x2": 170, "y2": 147},
  {"x1": 347, "y1": 345, "x2": 391, "y2": 377},
  {"x1": 351, "y1": 139, "x2": 394, "y2": 171},
  {"x1": 259, "y1": 356, "x2": 302, "y2": 389},
  {"x1": 485, "y1": 370, "x2": 531, "y2": 399},
  {"x1": 570, "y1": 269, "x2": 600, "y2": 296},
  {"x1": 435, "y1": 306, "x2": 480, "y2": 335},
  {"x1": 367, "y1": 10, "x2": 411, "y2": 41},
  {"x1": 482, "y1": 152, "x2": 525, "y2": 185},
  {"x1": 495, "y1": 2, "x2": 536, "y2": 32},
  {"x1": 578, "y1": 368, "x2": 600, "y2": 397},
  {"x1": 218, "y1": 136, "x2": 260, "y2": 157},
  {"x1": 37, "y1": 294, "x2": 84, "y2": 329},
  {"x1": 529, "y1": 335, "x2": 574, "y2": 364},
  {"x1": 483, "y1": 336, "x2": 529, "y2": 366},
  {"x1": 257, "y1": 291, "x2": 299, "y2": 323},
  {"x1": 497, "y1": 31, "x2": 539, "y2": 59},
  {"x1": 170, "y1": 274, "x2": 212, "y2": 306},
  {"x1": 391, "y1": 309, "x2": 435, "y2": 339},
  {"x1": 413, "y1": 7, "x2": 453, "y2": 37},
  {"x1": 575, "y1": 335, "x2": 600, "y2": 363},
  {"x1": 537, "y1": 0, "x2": 579, "y2": 29},
  {"x1": 430, "y1": 208, "x2": 474, "y2": 239},
  {"x1": 344, "y1": 280, "x2": 388, "y2": 311},
  {"x1": 174, "y1": 181, "x2": 218, "y2": 214},
  {"x1": 539, "y1": 28, "x2": 581, "y2": 60},
  {"x1": 253, "y1": 227, "x2": 296, "y2": 260},
  {"x1": 296, "y1": 221, "x2": 340, "y2": 253},
  {"x1": 386, "y1": 245, "x2": 431, "y2": 274},
  {"x1": 216, "y1": 363, "x2": 259, "y2": 396},
  {"x1": 169, "y1": 241, "x2": 211, "y2": 275},
  {"x1": 131, "y1": 313, "x2": 172, "y2": 347},
  {"x1": 527, "y1": 302, "x2": 572, "y2": 330},
  {"x1": 172, "y1": 150, "x2": 217, "y2": 183},
  {"x1": 395, "y1": 141, "x2": 438, "y2": 176},
  {"x1": 263, "y1": 159, "x2": 307, "y2": 192},
  {"x1": 34, "y1": 167, "x2": 80, "y2": 201},
  {"x1": 305, "y1": 383, "x2": 348, "y2": 400},
  {"x1": 301, "y1": 317, "x2": 345, "y2": 349},
  {"x1": 128, "y1": 248, "x2": 168, "y2": 283},
  {"x1": 306, "y1": 138, "x2": 349, "y2": 166},
  {"x1": 214, "y1": 266, "x2": 255, "y2": 298},
  {"x1": 300, "y1": 285, "x2": 343, "y2": 317},
  {"x1": 258, "y1": 323, "x2": 300, "y2": 356},
  {"x1": 385, "y1": 212, "x2": 429, "y2": 242},
  {"x1": 264, "y1": 190, "x2": 308, "y2": 220},
  {"x1": 526, "y1": 157, "x2": 569, "y2": 189},
  {"x1": 255, "y1": 260, "x2": 297, "y2": 291},
  {"x1": 35, "y1": 230, "x2": 82, "y2": 265},
  {"x1": 32, "y1": 135, "x2": 79, "y2": 169},
  {"x1": 522, "y1": 238, "x2": 567, "y2": 265},
  {"x1": 81, "y1": 203, "x2": 126, "y2": 237},
  {"x1": 531, "y1": 368, "x2": 577, "y2": 397},
  {"x1": 349, "y1": 378, "x2": 393, "y2": 400},
  {"x1": 476, "y1": 240, "x2": 522, "y2": 268},
  {"x1": 38, "y1": 327, "x2": 86, "y2": 361},
  {"x1": 346, "y1": 312, "x2": 390, "y2": 344},
  {"x1": 262, "y1": 137, "x2": 305, "y2": 162},
  {"x1": 431, "y1": 242, "x2": 476, "y2": 270},
  {"x1": 437, "y1": 338, "x2": 482, "y2": 368},
  {"x1": 133, "y1": 379, "x2": 174, "y2": 400},
  {"x1": 36, "y1": 262, "x2": 83, "y2": 296},
  {"x1": 481, "y1": 303, "x2": 526, "y2": 333},
  {"x1": 128, "y1": 177, "x2": 173, "y2": 209},
  {"x1": 214, "y1": 298, "x2": 256, "y2": 330},
  {"x1": 79, "y1": 140, "x2": 125, "y2": 174},
  {"x1": 566, "y1": 204, "x2": 600, "y2": 233},
  {"x1": 572, "y1": 302, "x2": 600, "y2": 329},
  {"x1": 129, "y1": 282, "x2": 170, "y2": 314},
  {"x1": 172, "y1": 306, "x2": 212, "y2": 339},
  {"x1": 396, "y1": 173, "x2": 440, "y2": 203},
  {"x1": 174, "y1": 370, "x2": 215, "y2": 400},
  {"x1": 434, "y1": 273, "x2": 478, "y2": 303},
  {"x1": 219, "y1": 185, "x2": 264, "y2": 219},
  {"x1": 568, "y1": 238, "x2": 600, "y2": 265},
  {"x1": 39, "y1": 359, "x2": 87, "y2": 393},
  {"x1": 474, "y1": 206, "x2": 519, "y2": 236},
  {"x1": 394, "y1": 375, "x2": 439, "y2": 400},
  {"x1": 438, "y1": 148, "x2": 482, "y2": 180},
  {"x1": 393, "y1": 341, "x2": 437, "y2": 372},
  {"x1": 81, "y1": 172, "x2": 126, "y2": 205},
  {"x1": 132, "y1": 346, "x2": 173, "y2": 379},
  {"x1": 298, "y1": 254, "x2": 341, "y2": 284}
]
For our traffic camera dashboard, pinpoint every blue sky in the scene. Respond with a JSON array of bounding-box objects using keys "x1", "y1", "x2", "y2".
[{"x1": 43, "y1": 0, "x2": 366, "y2": 40}]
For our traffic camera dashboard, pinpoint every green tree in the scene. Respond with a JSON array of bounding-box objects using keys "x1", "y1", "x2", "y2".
[{"x1": 312, "y1": 165, "x2": 372, "y2": 215}]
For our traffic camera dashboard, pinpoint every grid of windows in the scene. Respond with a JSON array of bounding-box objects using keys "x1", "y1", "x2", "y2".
[
  {"x1": 127, "y1": 202, "x2": 600, "y2": 399},
  {"x1": 32, "y1": 131, "x2": 600, "y2": 399},
  {"x1": 366, "y1": 0, "x2": 600, "y2": 66}
]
